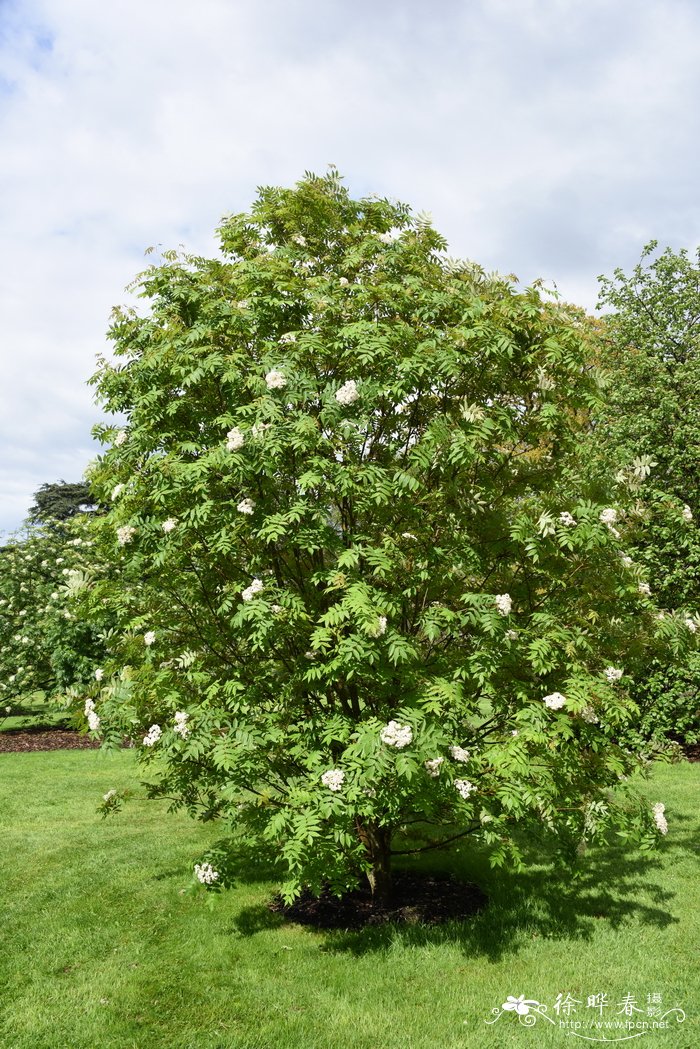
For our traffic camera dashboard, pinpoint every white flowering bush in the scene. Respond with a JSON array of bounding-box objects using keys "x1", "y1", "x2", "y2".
[
  {"x1": 84, "y1": 171, "x2": 693, "y2": 904},
  {"x1": 0, "y1": 513, "x2": 107, "y2": 706}
]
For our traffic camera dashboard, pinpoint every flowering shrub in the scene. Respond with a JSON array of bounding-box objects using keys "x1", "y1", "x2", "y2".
[
  {"x1": 0, "y1": 513, "x2": 107, "y2": 705},
  {"x1": 85, "y1": 171, "x2": 694, "y2": 903}
]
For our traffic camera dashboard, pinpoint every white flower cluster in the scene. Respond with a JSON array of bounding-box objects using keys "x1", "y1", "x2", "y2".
[
  {"x1": 380, "y1": 720, "x2": 413, "y2": 748},
  {"x1": 144, "y1": 631, "x2": 156, "y2": 647},
  {"x1": 241, "y1": 578, "x2": 264, "y2": 602},
  {"x1": 162, "y1": 518, "x2": 177, "y2": 533},
  {"x1": 338, "y1": 276, "x2": 350, "y2": 286},
  {"x1": 84, "y1": 698, "x2": 100, "y2": 732},
  {"x1": 543, "y1": 692, "x2": 567, "y2": 710},
  {"x1": 685, "y1": 617, "x2": 697, "y2": 634},
  {"x1": 424, "y1": 757, "x2": 444, "y2": 777},
  {"x1": 454, "y1": 779, "x2": 474, "y2": 800},
  {"x1": 638, "y1": 582, "x2": 651, "y2": 597},
  {"x1": 173, "y1": 711, "x2": 190, "y2": 738},
  {"x1": 226, "y1": 427, "x2": 245, "y2": 451},
  {"x1": 652, "y1": 802, "x2": 668, "y2": 835},
  {"x1": 373, "y1": 615, "x2": 387, "y2": 636},
  {"x1": 194, "y1": 862, "x2": 220, "y2": 885},
  {"x1": 95, "y1": 668, "x2": 104, "y2": 682},
  {"x1": 279, "y1": 332, "x2": 297, "y2": 344},
  {"x1": 495, "y1": 593, "x2": 512, "y2": 616},
  {"x1": 559, "y1": 511, "x2": 576, "y2": 526},
  {"x1": 237, "y1": 498, "x2": 255, "y2": 515},
  {"x1": 117, "y1": 525, "x2": 136, "y2": 546},
  {"x1": 580, "y1": 705, "x2": 599, "y2": 724},
  {"x1": 449, "y1": 745, "x2": 470, "y2": 763},
  {"x1": 599, "y1": 508, "x2": 618, "y2": 526},
  {"x1": 321, "y1": 768, "x2": 345, "y2": 791},
  {"x1": 604, "y1": 667, "x2": 623, "y2": 683},
  {"x1": 103, "y1": 789, "x2": 117, "y2": 802},
  {"x1": 265, "y1": 369, "x2": 287, "y2": 389},
  {"x1": 682, "y1": 505, "x2": 693, "y2": 522},
  {"x1": 113, "y1": 429, "x2": 128, "y2": 447},
  {"x1": 111, "y1": 483, "x2": 125, "y2": 500},
  {"x1": 335, "y1": 379, "x2": 359, "y2": 405},
  {"x1": 143, "y1": 724, "x2": 162, "y2": 747}
]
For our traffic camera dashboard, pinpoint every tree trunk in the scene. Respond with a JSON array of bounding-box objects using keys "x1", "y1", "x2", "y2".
[{"x1": 356, "y1": 820, "x2": 393, "y2": 907}]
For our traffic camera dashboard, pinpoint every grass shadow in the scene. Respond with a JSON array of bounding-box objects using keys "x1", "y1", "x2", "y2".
[{"x1": 230, "y1": 813, "x2": 696, "y2": 960}]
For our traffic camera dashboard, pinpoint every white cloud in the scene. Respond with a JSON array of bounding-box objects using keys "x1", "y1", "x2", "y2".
[{"x1": 1, "y1": 0, "x2": 700, "y2": 534}]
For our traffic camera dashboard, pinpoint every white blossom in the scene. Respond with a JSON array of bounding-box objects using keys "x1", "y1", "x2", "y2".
[
  {"x1": 162, "y1": 518, "x2": 177, "y2": 533},
  {"x1": 117, "y1": 525, "x2": 136, "y2": 546},
  {"x1": 580, "y1": 705, "x2": 599, "y2": 724},
  {"x1": 682, "y1": 504, "x2": 693, "y2": 523},
  {"x1": 237, "y1": 498, "x2": 255, "y2": 515},
  {"x1": 321, "y1": 768, "x2": 345, "y2": 791},
  {"x1": 95, "y1": 668, "x2": 104, "y2": 682},
  {"x1": 226, "y1": 427, "x2": 245, "y2": 451},
  {"x1": 454, "y1": 779, "x2": 475, "y2": 800},
  {"x1": 685, "y1": 617, "x2": 698, "y2": 634},
  {"x1": 292, "y1": 234, "x2": 306, "y2": 246},
  {"x1": 279, "y1": 332, "x2": 297, "y2": 344},
  {"x1": 604, "y1": 667, "x2": 623, "y2": 683},
  {"x1": 638, "y1": 582, "x2": 651, "y2": 596},
  {"x1": 543, "y1": 692, "x2": 567, "y2": 710},
  {"x1": 113, "y1": 429, "x2": 128, "y2": 447},
  {"x1": 449, "y1": 745, "x2": 470, "y2": 763},
  {"x1": 652, "y1": 802, "x2": 668, "y2": 835},
  {"x1": 505, "y1": 629, "x2": 518, "y2": 641},
  {"x1": 87, "y1": 711, "x2": 101, "y2": 732},
  {"x1": 599, "y1": 508, "x2": 618, "y2": 526},
  {"x1": 144, "y1": 631, "x2": 156, "y2": 647},
  {"x1": 335, "y1": 379, "x2": 359, "y2": 405},
  {"x1": 143, "y1": 724, "x2": 162, "y2": 747},
  {"x1": 338, "y1": 276, "x2": 349, "y2": 286},
  {"x1": 103, "y1": 789, "x2": 117, "y2": 802},
  {"x1": 84, "y1": 698, "x2": 96, "y2": 716},
  {"x1": 265, "y1": 369, "x2": 287, "y2": 390},
  {"x1": 111, "y1": 484, "x2": 125, "y2": 500},
  {"x1": 194, "y1": 862, "x2": 220, "y2": 884},
  {"x1": 374, "y1": 615, "x2": 388, "y2": 636},
  {"x1": 173, "y1": 711, "x2": 190, "y2": 738},
  {"x1": 424, "y1": 757, "x2": 444, "y2": 777},
  {"x1": 495, "y1": 593, "x2": 512, "y2": 616},
  {"x1": 378, "y1": 230, "x2": 398, "y2": 244},
  {"x1": 559, "y1": 511, "x2": 576, "y2": 526},
  {"x1": 536, "y1": 368, "x2": 555, "y2": 391},
  {"x1": 241, "y1": 578, "x2": 264, "y2": 602},
  {"x1": 620, "y1": 554, "x2": 633, "y2": 568},
  {"x1": 380, "y1": 720, "x2": 413, "y2": 748}
]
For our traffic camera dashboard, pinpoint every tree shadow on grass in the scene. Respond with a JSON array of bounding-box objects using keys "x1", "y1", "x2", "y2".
[{"x1": 230, "y1": 812, "x2": 695, "y2": 960}]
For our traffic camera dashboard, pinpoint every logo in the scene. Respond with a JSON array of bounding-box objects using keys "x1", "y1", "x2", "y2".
[{"x1": 482, "y1": 991, "x2": 686, "y2": 1042}]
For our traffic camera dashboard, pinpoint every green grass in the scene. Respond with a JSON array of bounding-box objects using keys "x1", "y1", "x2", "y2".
[
  {"x1": 0, "y1": 751, "x2": 698, "y2": 1049},
  {"x1": 0, "y1": 691, "x2": 70, "y2": 732}
]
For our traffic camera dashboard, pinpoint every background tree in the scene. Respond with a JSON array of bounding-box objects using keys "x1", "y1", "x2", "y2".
[
  {"x1": 28, "y1": 480, "x2": 96, "y2": 524},
  {"x1": 0, "y1": 489, "x2": 107, "y2": 705},
  {"x1": 596, "y1": 243, "x2": 700, "y2": 745},
  {"x1": 86, "y1": 172, "x2": 691, "y2": 904}
]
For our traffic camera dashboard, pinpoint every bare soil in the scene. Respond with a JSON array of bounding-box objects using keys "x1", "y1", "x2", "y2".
[
  {"x1": 0, "y1": 726, "x2": 100, "y2": 753},
  {"x1": 270, "y1": 870, "x2": 487, "y2": 929}
]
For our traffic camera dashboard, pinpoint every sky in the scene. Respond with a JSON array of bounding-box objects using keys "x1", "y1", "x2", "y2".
[{"x1": 1, "y1": 0, "x2": 699, "y2": 538}]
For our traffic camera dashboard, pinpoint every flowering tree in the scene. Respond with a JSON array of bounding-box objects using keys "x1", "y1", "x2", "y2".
[
  {"x1": 86, "y1": 171, "x2": 692, "y2": 903},
  {"x1": 596, "y1": 243, "x2": 700, "y2": 745},
  {"x1": 0, "y1": 512, "x2": 106, "y2": 705}
]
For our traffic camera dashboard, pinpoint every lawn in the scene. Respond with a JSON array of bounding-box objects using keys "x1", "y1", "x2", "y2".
[{"x1": 0, "y1": 748, "x2": 697, "y2": 1049}]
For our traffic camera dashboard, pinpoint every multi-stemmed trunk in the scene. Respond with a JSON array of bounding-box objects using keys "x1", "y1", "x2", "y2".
[{"x1": 356, "y1": 820, "x2": 393, "y2": 908}]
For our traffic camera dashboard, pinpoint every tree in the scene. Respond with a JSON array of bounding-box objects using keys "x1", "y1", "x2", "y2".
[
  {"x1": 28, "y1": 480, "x2": 96, "y2": 524},
  {"x1": 86, "y1": 172, "x2": 691, "y2": 905},
  {"x1": 596, "y1": 243, "x2": 700, "y2": 745},
  {"x1": 0, "y1": 515, "x2": 106, "y2": 703}
]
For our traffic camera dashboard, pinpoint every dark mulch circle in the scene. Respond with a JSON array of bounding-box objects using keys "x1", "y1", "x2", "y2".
[
  {"x1": 270, "y1": 870, "x2": 487, "y2": 930},
  {"x1": 684, "y1": 743, "x2": 700, "y2": 763},
  {"x1": 0, "y1": 727, "x2": 101, "y2": 753}
]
